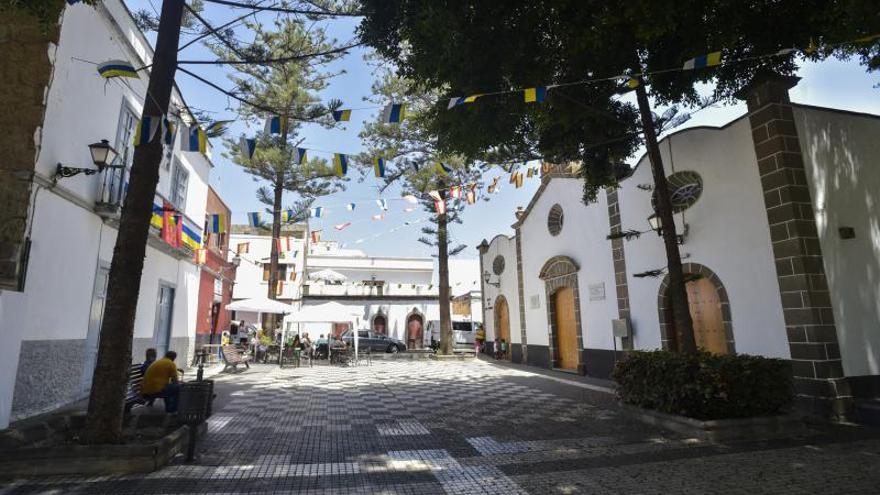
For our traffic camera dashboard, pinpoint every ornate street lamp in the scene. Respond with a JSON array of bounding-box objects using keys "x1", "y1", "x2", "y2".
[
  {"x1": 55, "y1": 139, "x2": 123, "y2": 180},
  {"x1": 647, "y1": 213, "x2": 688, "y2": 245},
  {"x1": 482, "y1": 270, "x2": 500, "y2": 288},
  {"x1": 88, "y1": 139, "x2": 119, "y2": 170}
]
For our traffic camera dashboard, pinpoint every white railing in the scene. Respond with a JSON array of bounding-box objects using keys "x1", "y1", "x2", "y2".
[{"x1": 303, "y1": 283, "x2": 438, "y2": 297}]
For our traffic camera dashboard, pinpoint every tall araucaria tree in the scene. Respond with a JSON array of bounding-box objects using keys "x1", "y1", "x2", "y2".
[
  {"x1": 359, "y1": 68, "x2": 492, "y2": 355},
  {"x1": 357, "y1": 0, "x2": 864, "y2": 353},
  {"x1": 208, "y1": 16, "x2": 350, "y2": 325}
]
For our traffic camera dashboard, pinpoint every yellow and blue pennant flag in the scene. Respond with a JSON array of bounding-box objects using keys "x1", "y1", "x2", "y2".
[
  {"x1": 97, "y1": 59, "x2": 138, "y2": 79},
  {"x1": 181, "y1": 125, "x2": 207, "y2": 153},
  {"x1": 435, "y1": 162, "x2": 452, "y2": 176},
  {"x1": 247, "y1": 212, "x2": 262, "y2": 227},
  {"x1": 332, "y1": 109, "x2": 352, "y2": 122},
  {"x1": 281, "y1": 209, "x2": 295, "y2": 222},
  {"x1": 208, "y1": 214, "x2": 226, "y2": 234},
  {"x1": 181, "y1": 223, "x2": 202, "y2": 250},
  {"x1": 240, "y1": 136, "x2": 256, "y2": 161},
  {"x1": 374, "y1": 157, "x2": 386, "y2": 177},
  {"x1": 150, "y1": 204, "x2": 164, "y2": 229},
  {"x1": 382, "y1": 103, "x2": 406, "y2": 123},
  {"x1": 295, "y1": 147, "x2": 308, "y2": 165},
  {"x1": 334, "y1": 153, "x2": 348, "y2": 176},
  {"x1": 682, "y1": 51, "x2": 722, "y2": 70},
  {"x1": 524, "y1": 86, "x2": 546, "y2": 103},
  {"x1": 133, "y1": 116, "x2": 160, "y2": 146}
]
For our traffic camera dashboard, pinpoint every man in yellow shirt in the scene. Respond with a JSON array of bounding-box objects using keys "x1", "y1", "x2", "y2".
[{"x1": 141, "y1": 351, "x2": 180, "y2": 413}]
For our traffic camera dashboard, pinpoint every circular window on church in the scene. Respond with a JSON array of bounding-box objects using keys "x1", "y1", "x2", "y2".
[
  {"x1": 547, "y1": 204, "x2": 564, "y2": 236},
  {"x1": 492, "y1": 255, "x2": 505, "y2": 275},
  {"x1": 652, "y1": 171, "x2": 703, "y2": 213}
]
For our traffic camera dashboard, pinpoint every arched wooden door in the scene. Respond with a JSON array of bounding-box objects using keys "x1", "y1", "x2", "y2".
[
  {"x1": 554, "y1": 287, "x2": 579, "y2": 370},
  {"x1": 494, "y1": 296, "x2": 510, "y2": 357},
  {"x1": 686, "y1": 277, "x2": 727, "y2": 354}
]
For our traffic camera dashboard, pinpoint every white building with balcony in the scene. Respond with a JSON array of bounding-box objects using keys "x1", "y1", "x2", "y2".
[
  {"x1": 0, "y1": 1, "x2": 212, "y2": 428},
  {"x1": 229, "y1": 229, "x2": 484, "y2": 349}
]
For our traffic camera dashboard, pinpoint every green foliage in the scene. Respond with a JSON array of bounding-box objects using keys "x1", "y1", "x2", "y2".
[
  {"x1": 612, "y1": 350, "x2": 794, "y2": 420},
  {"x1": 208, "y1": 13, "x2": 348, "y2": 214},
  {"x1": 358, "y1": 0, "x2": 875, "y2": 204},
  {"x1": 357, "y1": 65, "x2": 480, "y2": 252},
  {"x1": 4, "y1": 0, "x2": 80, "y2": 32}
]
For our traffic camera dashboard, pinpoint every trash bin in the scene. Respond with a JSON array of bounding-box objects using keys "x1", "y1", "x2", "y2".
[
  {"x1": 178, "y1": 381, "x2": 213, "y2": 462},
  {"x1": 178, "y1": 381, "x2": 213, "y2": 425}
]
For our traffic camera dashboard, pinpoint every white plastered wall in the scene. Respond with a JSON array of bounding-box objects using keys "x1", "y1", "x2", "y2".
[{"x1": 794, "y1": 106, "x2": 880, "y2": 377}]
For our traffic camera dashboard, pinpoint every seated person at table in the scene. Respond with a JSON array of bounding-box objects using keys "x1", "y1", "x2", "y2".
[{"x1": 142, "y1": 351, "x2": 181, "y2": 413}]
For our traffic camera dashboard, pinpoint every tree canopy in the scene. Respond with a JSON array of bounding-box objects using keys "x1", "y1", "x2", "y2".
[{"x1": 358, "y1": 0, "x2": 878, "y2": 201}]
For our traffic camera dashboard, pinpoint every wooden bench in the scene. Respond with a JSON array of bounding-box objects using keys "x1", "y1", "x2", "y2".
[
  {"x1": 124, "y1": 363, "x2": 151, "y2": 412},
  {"x1": 221, "y1": 345, "x2": 251, "y2": 372}
]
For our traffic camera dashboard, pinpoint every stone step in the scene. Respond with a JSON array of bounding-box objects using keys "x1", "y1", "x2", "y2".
[{"x1": 854, "y1": 400, "x2": 880, "y2": 425}]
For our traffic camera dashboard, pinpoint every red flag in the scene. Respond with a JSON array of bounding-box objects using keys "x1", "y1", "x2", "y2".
[
  {"x1": 466, "y1": 191, "x2": 476, "y2": 205},
  {"x1": 428, "y1": 190, "x2": 442, "y2": 202},
  {"x1": 449, "y1": 186, "x2": 462, "y2": 199},
  {"x1": 311, "y1": 230, "x2": 322, "y2": 243},
  {"x1": 335, "y1": 222, "x2": 352, "y2": 231},
  {"x1": 275, "y1": 238, "x2": 283, "y2": 253},
  {"x1": 434, "y1": 199, "x2": 447, "y2": 215},
  {"x1": 162, "y1": 201, "x2": 181, "y2": 248},
  {"x1": 194, "y1": 248, "x2": 206, "y2": 264}
]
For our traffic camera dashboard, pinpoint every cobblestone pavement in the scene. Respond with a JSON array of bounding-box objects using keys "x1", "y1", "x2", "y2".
[{"x1": 3, "y1": 359, "x2": 880, "y2": 494}]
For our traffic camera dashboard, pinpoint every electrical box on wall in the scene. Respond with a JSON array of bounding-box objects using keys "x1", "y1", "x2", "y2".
[{"x1": 612, "y1": 318, "x2": 632, "y2": 338}]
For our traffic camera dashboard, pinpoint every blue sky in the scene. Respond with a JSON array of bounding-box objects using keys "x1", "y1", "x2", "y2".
[{"x1": 127, "y1": 1, "x2": 880, "y2": 259}]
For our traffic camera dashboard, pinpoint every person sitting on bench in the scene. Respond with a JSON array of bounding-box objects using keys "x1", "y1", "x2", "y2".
[
  {"x1": 140, "y1": 348, "x2": 157, "y2": 376},
  {"x1": 142, "y1": 351, "x2": 181, "y2": 413}
]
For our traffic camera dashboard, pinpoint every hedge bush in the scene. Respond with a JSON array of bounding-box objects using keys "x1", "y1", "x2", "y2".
[{"x1": 612, "y1": 350, "x2": 793, "y2": 420}]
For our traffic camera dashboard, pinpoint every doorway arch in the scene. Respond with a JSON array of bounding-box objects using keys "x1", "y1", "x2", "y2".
[
  {"x1": 658, "y1": 263, "x2": 734, "y2": 354},
  {"x1": 494, "y1": 295, "x2": 511, "y2": 359},
  {"x1": 372, "y1": 313, "x2": 387, "y2": 335},
  {"x1": 405, "y1": 310, "x2": 424, "y2": 349},
  {"x1": 539, "y1": 256, "x2": 584, "y2": 373}
]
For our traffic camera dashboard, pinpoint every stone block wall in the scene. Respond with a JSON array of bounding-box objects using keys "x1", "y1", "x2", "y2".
[
  {"x1": 738, "y1": 74, "x2": 850, "y2": 417},
  {"x1": 0, "y1": 2, "x2": 62, "y2": 290}
]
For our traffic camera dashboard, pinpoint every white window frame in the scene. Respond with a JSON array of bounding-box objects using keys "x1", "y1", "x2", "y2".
[{"x1": 170, "y1": 159, "x2": 189, "y2": 209}]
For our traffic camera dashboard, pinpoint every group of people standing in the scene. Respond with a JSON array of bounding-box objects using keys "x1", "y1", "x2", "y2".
[{"x1": 473, "y1": 325, "x2": 508, "y2": 359}]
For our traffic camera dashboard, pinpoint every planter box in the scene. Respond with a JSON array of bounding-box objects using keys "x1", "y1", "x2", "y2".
[
  {"x1": 620, "y1": 404, "x2": 808, "y2": 442},
  {"x1": 0, "y1": 414, "x2": 207, "y2": 476}
]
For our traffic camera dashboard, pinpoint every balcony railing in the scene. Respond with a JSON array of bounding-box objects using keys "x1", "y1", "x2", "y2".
[
  {"x1": 95, "y1": 165, "x2": 128, "y2": 217},
  {"x1": 303, "y1": 283, "x2": 438, "y2": 297}
]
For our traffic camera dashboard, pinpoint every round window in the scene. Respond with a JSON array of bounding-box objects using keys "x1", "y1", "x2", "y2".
[
  {"x1": 492, "y1": 255, "x2": 505, "y2": 275},
  {"x1": 652, "y1": 171, "x2": 703, "y2": 213},
  {"x1": 547, "y1": 204, "x2": 564, "y2": 236}
]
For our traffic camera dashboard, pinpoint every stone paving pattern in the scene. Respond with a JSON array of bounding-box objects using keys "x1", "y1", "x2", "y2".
[{"x1": 2, "y1": 359, "x2": 880, "y2": 494}]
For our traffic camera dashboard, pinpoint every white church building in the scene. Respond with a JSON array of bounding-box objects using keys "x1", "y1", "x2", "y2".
[{"x1": 478, "y1": 75, "x2": 880, "y2": 417}]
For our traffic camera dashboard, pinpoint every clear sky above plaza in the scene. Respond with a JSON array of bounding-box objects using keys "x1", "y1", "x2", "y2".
[{"x1": 126, "y1": 1, "x2": 880, "y2": 259}]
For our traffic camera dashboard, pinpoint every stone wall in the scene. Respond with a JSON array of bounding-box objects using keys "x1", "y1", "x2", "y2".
[{"x1": 0, "y1": 1, "x2": 62, "y2": 289}]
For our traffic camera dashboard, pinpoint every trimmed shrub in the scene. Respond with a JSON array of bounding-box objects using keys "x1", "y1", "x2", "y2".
[{"x1": 612, "y1": 350, "x2": 793, "y2": 420}]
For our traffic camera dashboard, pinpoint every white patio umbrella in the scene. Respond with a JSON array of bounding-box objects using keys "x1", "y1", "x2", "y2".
[
  {"x1": 308, "y1": 269, "x2": 347, "y2": 283},
  {"x1": 288, "y1": 302, "x2": 363, "y2": 361},
  {"x1": 226, "y1": 297, "x2": 293, "y2": 357},
  {"x1": 226, "y1": 297, "x2": 294, "y2": 314}
]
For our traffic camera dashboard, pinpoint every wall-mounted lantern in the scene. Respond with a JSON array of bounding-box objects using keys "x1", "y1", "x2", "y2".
[
  {"x1": 482, "y1": 270, "x2": 500, "y2": 288},
  {"x1": 55, "y1": 139, "x2": 124, "y2": 181}
]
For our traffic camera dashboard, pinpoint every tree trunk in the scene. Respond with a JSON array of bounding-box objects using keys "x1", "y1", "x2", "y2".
[
  {"x1": 265, "y1": 116, "x2": 290, "y2": 332},
  {"x1": 437, "y1": 193, "x2": 453, "y2": 355},
  {"x1": 633, "y1": 80, "x2": 697, "y2": 353},
  {"x1": 83, "y1": 0, "x2": 184, "y2": 444}
]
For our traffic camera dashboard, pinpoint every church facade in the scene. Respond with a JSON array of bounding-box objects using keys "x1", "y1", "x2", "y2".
[{"x1": 478, "y1": 75, "x2": 880, "y2": 417}]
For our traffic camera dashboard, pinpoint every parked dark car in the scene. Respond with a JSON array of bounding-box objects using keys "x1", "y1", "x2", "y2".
[{"x1": 342, "y1": 330, "x2": 407, "y2": 353}]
